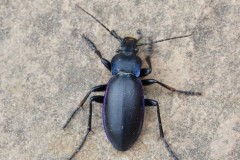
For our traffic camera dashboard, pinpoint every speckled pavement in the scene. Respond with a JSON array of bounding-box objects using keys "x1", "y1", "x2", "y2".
[{"x1": 1, "y1": 0, "x2": 239, "y2": 160}]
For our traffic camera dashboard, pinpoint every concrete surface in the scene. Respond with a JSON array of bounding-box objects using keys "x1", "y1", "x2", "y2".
[{"x1": 1, "y1": 0, "x2": 239, "y2": 160}]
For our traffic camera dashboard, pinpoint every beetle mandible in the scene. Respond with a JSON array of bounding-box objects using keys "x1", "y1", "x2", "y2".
[{"x1": 63, "y1": 4, "x2": 201, "y2": 160}]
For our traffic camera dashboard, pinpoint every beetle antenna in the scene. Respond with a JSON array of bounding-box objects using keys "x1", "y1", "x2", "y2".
[
  {"x1": 75, "y1": 4, "x2": 122, "y2": 42},
  {"x1": 136, "y1": 33, "x2": 192, "y2": 46}
]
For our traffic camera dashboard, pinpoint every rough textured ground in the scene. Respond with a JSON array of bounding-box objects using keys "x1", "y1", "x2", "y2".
[{"x1": 1, "y1": 0, "x2": 240, "y2": 160}]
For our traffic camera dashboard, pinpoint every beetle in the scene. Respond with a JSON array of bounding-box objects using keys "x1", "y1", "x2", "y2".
[{"x1": 63, "y1": 5, "x2": 201, "y2": 160}]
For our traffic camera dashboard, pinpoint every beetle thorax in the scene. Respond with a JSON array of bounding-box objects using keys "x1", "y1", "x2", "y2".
[{"x1": 111, "y1": 53, "x2": 142, "y2": 77}]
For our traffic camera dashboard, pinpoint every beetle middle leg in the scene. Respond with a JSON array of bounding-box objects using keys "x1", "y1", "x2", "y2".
[
  {"x1": 142, "y1": 79, "x2": 201, "y2": 96},
  {"x1": 63, "y1": 84, "x2": 107, "y2": 129},
  {"x1": 82, "y1": 34, "x2": 111, "y2": 71},
  {"x1": 145, "y1": 99, "x2": 178, "y2": 160},
  {"x1": 68, "y1": 95, "x2": 104, "y2": 160}
]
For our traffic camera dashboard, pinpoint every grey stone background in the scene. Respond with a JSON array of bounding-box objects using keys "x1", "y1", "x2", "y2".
[{"x1": 1, "y1": 0, "x2": 239, "y2": 160}]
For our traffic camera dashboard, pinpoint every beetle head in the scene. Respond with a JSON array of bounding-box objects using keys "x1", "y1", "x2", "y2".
[{"x1": 117, "y1": 37, "x2": 139, "y2": 55}]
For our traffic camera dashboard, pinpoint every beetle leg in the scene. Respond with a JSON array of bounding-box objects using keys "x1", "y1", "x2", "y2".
[
  {"x1": 63, "y1": 84, "x2": 107, "y2": 129},
  {"x1": 142, "y1": 79, "x2": 201, "y2": 96},
  {"x1": 139, "y1": 38, "x2": 153, "y2": 77},
  {"x1": 136, "y1": 29, "x2": 143, "y2": 41},
  {"x1": 145, "y1": 99, "x2": 178, "y2": 160},
  {"x1": 82, "y1": 34, "x2": 111, "y2": 71},
  {"x1": 68, "y1": 95, "x2": 104, "y2": 160}
]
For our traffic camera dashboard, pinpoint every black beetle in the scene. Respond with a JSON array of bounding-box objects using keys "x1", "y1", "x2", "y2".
[{"x1": 63, "y1": 5, "x2": 201, "y2": 160}]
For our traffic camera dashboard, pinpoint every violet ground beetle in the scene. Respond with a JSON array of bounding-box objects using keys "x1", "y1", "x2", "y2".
[{"x1": 63, "y1": 4, "x2": 202, "y2": 160}]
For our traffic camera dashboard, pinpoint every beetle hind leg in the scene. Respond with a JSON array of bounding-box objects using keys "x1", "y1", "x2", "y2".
[
  {"x1": 68, "y1": 96, "x2": 104, "y2": 160},
  {"x1": 62, "y1": 84, "x2": 106, "y2": 129},
  {"x1": 145, "y1": 99, "x2": 178, "y2": 160}
]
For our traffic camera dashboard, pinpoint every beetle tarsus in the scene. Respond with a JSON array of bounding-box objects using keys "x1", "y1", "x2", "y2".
[
  {"x1": 145, "y1": 99, "x2": 179, "y2": 160},
  {"x1": 142, "y1": 79, "x2": 202, "y2": 96},
  {"x1": 162, "y1": 138, "x2": 179, "y2": 160},
  {"x1": 68, "y1": 129, "x2": 91, "y2": 160},
  {"x1": 68, "y1": 96, "x2": 104, "y2": 159},
  {"x1": 176, "y1": 90, "x2": 202, "y2": 96}
]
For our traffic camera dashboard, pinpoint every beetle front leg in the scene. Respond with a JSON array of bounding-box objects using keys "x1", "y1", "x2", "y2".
[
  {"x1": 145, "y1": 99, "x2": 178, "y2": 160},
  {"x1": 68, "y1": 95, "x2": 104, "y2": 160},
  {"x1": 136, "y1": 29, "x2": 143, "y2": 42},
  {"x1": 63, "y1": 84, "x2": 107, "y2": 129},
  {"x1": 142, "y1": 79, "x2": 201, "y2": 96},
  {"x1": 139, "y1": 38, "x2": 153, "y2": 77},
  {"x1": 82, "y1": 34, "x2": 111, "y2": 71}
]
